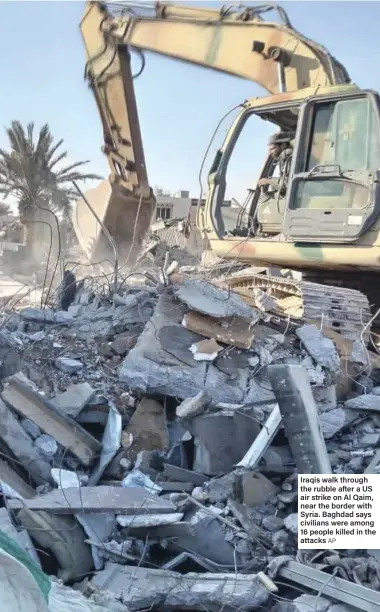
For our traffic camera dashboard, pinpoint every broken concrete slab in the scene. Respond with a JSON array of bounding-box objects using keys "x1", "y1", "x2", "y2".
[
  {"x1": 0, "y1": 398, "x2": 51, "y2": 486},
  {"x1": 20, "y1": 308, "x2": 73, "y2": 325},
  {"x1": 183, "y1": 310, "x2": 255, "y2": 349},
  {"x1": 173, "y1": 278, "x2": 259, "y2": 320},
  {"x1": 123, "y1": 397, "x2": 168, "y2": 458},
  {"x1": 17, "y1": 508, "x2": 93, "y2": 583},
  {"x1": 163, "y1": 463, "x2": 209, "y2": 486},
  {"x1": 184, "y1": 409, "x2": 261, "y2": 475},
  {"x1": 92, "y1": 564, "x2": 269, "y2": 611},
  {"x1": 319, "y1": 408, "x2": 358, "y2": 439},
  {"x1": 51, "y1": 382, "x2": 96, "y2": 418},
  {"x1": 9, "y1": 486, "x2": 176, "y2": 514},
  {"x1": 269, "y1": 365, "x2": 331, "y2": 474},
  {"x1": 296, "y1": 324, "x2": 340, "y2": 374},
  {"x1": 0, "y1": 457, "x2": 35, "y2": 499},
  {"x1": 116, "y1": 512, "x2": 184, "y2": 528},
  {"x1": 241, "y1": 471, "x2": 278, "y2": 507},
  {"x1": 2, "y1": 376, "x2": 101, "y2": 466},
  {"x1": 120, "y1": 292, "x2": 251, "y2": 404},
  {"x1": 55, "y1": 357, "x2": 84, "y2": 374},
  {"x1": 88, "y1": 403, "x2": 122, "y2": 486},
  {"x1": 345, "y1": 394, "x2": 380, "y2": 413}
]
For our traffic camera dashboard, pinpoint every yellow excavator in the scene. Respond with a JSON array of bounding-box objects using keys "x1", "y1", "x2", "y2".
[{"x1": 75, "y1": 1, "x2": 379, "y2": 338}]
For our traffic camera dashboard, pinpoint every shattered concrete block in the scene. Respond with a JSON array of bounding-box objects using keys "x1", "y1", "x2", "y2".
[
  {"x1": 51, "y1": 382, "x2": 95, "y2": 418},
  {"x1": 174, "y1": 278, "x2": 259, "y2": 320},
  {"x1": 294, "y1": 594, "x2": 330, "y2": 612},
  {"x1": 184, "y1": 410, "x2": 260, "y2": 475},
  {"x1": 241, "y1": 472, "x2": 278, "y2": 507},
  {"x1": 176, "y1": 391, "x2": 211, "y2": 420},
  {"x1": 55, "y1": 357, "x2": 84, "y2": 374},
  {"x1": 319, "y1": 408, "x2": 358, "y2": 439},
  {"x1": 345, "y1": 394, "x2": 380, "y2": 413},
  {"x1": 284, "y1": 513, "x2": 298, "y2": 534},
  {"x1": 296, "y1": 324, "x2": 340, "y2": 374},
  {"x1": 123, "y1": 397, "x2": 168, "y2": 458},
  {"x1": 92, "y1": 564, "x2": 270, "y2": 611}
]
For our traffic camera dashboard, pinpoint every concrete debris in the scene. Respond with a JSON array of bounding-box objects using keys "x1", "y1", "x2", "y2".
[
  {"x1": 55, "y1": 356, "x2": 84, "y2": 373},
  {"x1": 296, "y1": 323, "x2": 340, "y2": 374},
  {"x1": 9, "y1": 486, "x2": 176, "y2": 514},
  {"x1": 51, "y1": 381, "x2": 96, "y2": 418},
  {"x1": 1, "y1": 258, "x2": 379, "y2": 610},
  {"x1": 2, "y1": 375, "x2": 101, "y2": 466},
  {"x1": 92, "y1": 564, "x2": 269, "y2": 610},
  {"x1": 345, "y1": 394, "x2": 380, "y2": 412},
  {"x1": 189, "y1": 337, "x2": 222, "y2": 361},
  {"x1": 183, "y1": 310, "x2": 255, "y2": 349},
  {"x1": 173, "y1": 278, "x2": 259, "y2": 320}
]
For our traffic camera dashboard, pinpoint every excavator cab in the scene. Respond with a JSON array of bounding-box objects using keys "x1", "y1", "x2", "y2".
[{"x1": 202, "y1": 87, "x2": 380, "y2": 259}]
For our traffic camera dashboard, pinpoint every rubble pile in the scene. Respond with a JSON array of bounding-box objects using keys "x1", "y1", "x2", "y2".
[{"x1": 0, "y1": 264, "x2": 380, "y2": 611}]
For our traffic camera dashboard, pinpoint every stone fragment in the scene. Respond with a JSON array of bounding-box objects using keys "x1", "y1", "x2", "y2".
[
  {"x1": 345, "y1": 394, "x2": 380, "y2": 413},
  {"x1": 189, "y1": 338, "x2": 222, "y2": 361},
  {"x1": 319, "y1": 408, "x2": 357, "y2": 439},
  {"x1": 262, "y1": 515, "x2": 284, "y2": 532},
  {"x1": 176, "y1": 391, "x2": 211, "y2": 419},
  {"x1": 272, "y1": 529, "x2": 289, "y2": 554},
  {"x1": 34, "y1": 434, "x2": 58, "y2": 458},
  {"x1": 55, "y1": 357, "x2": 84, "y2": 374},
  {"x1": 51, "y1": 382, "x2": 95, "y2": 418},
  {"x1": 185, "y1": 410, "x2": 260, "y2": 475},
  {"x1": 241, "y1": 472, "x2": 278, "y2": 507},
  {"x1": 294, "y1": 594, "x2": 330, "y2": 612},
  {"x1": 21, "y1": 418, "x2": 41, "y2": 440},
  {"x1": 174, "y1": 278, "x2": 258, "y2": 320},
  {"x1": 206, "y1": 471, "x2": 239, "y2": 503},
  {"x1": 123, "y1": 398, "x2": 168, "y2": 459},
  {"x1": 284, "y1": 513, "x2": 298, "y2": 534},
  {"x1": 296, "y1": 324, "x2": 340, "y2": 373}
]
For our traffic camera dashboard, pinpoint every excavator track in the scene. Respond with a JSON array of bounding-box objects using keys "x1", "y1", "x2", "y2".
[{"x1": 223, "y1": 273, "x2": 372, "y2": 343}]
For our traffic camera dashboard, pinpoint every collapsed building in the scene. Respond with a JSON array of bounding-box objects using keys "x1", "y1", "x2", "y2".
[{"x1": 0, "y1": 237, "x2": 379, "y2": 612}]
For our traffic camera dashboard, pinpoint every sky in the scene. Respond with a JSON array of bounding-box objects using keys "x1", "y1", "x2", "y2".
[{"x1": 0, "y1": 0, "x2": 379, "y2": 205}]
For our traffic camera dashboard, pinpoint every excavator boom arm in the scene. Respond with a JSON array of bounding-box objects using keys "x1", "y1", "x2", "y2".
[{"x1": 76, "y1": 1, "x2": 350, "y2": 266}]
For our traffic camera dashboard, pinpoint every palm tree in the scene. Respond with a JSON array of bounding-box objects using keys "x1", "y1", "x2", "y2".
[{"x1": 0, "y1": 121, "x2": 101, "y2": 259}]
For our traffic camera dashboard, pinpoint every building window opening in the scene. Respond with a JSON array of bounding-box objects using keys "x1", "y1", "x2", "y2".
[{"x1": 156, "y1": 206, "x2": 172, "y2": 220}]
